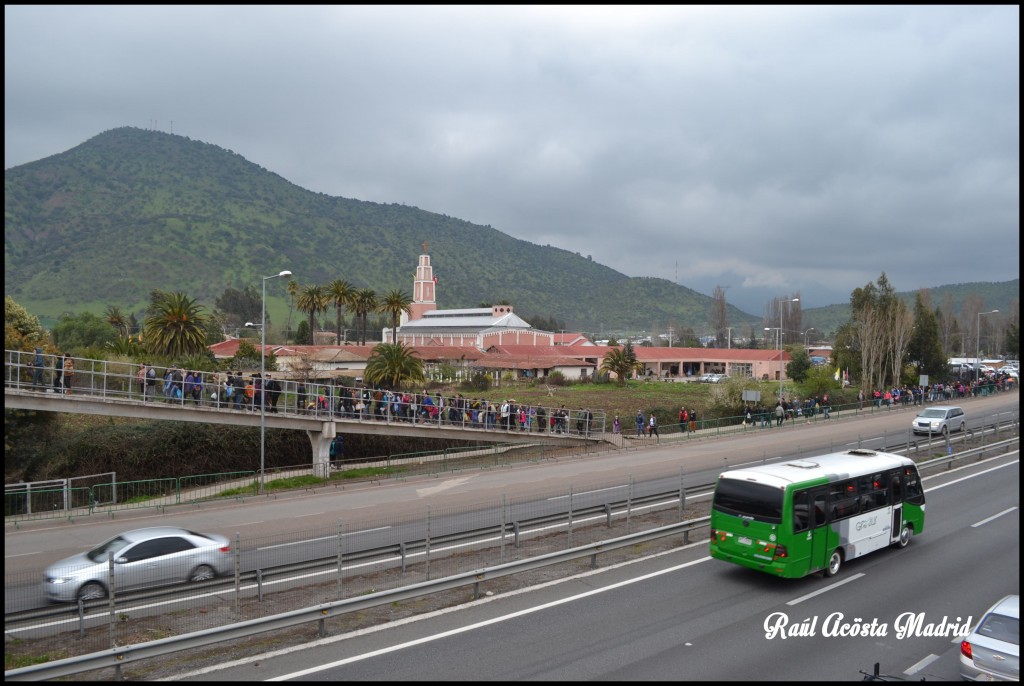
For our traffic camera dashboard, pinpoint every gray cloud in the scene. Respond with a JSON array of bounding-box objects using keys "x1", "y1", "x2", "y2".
[{"x1": 5, "y1": 5, "x2": 1018, "y2": 313}]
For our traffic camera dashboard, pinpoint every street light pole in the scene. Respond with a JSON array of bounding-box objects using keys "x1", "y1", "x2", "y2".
[
  {"x1": 259, "y1": 269, "x2": 292, "y2": 494},
  {"x1": 802, "y1": 327, "x2": 816, "y2": 348},
  {"x1": 976, "y1": 309, "x2": 999, "y2": 386},
  {"x1": 772, "y1": 297, "x2": 800, "y2": 402}
]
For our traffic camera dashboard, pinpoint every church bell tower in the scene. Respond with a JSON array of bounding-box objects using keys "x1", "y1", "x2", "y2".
[{"x1": 406, "y1": 242, "x2": 436, "y2": 323}]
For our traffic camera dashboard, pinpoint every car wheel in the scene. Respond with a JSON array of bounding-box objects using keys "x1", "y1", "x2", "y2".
[
  {"x1": 958, "y1": 421, "x2": 965, "y2": 433},
  {"x1": 941, "y1": 425, "x2": 948, "y2": 436},
  {"x1": 77, "y1": 581, "x2": 107, "y2": 601},
  {"x1": 894, "y1": 523, "x2": 912, "y2": 548},
  {"x1": 189, "y1": 564, "x2": 216, "y2": 583},
  {"x1": 824, "y1": 549, "x2": 842, "y2": 577}
]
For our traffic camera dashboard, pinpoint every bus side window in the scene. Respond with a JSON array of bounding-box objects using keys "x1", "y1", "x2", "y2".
[
  {"x1": 793, "y1": 491, "x2": 809, "y2": 532},
  {"x1": 890, "y1": 470, "x2": 903, "y2": 504},
  {"x1": 812, "y1": 492, "x2": 828, "y2": 527},
  {"x1": 860, "y1": 474, "x2": 887, "y2": 511},
  {"x1": 831, "y1": 479, "x2": 860, "y2": 519}
]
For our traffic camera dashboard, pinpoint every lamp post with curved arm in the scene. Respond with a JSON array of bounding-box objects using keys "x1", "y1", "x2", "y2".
[
  {"x1": 803, "y1": 327, "x2": 817, "y2": 348},
  {"x1": 258, "y1": 270, "x2": 292, "y2": 494}
]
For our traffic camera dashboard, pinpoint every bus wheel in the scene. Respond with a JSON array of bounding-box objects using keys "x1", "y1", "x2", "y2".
[
  {"x1": 824, "y1": 549, "x2": 842, "y2": 577},
  {"x1": 895, "y1": 524, "x2": 912, "y2": 548}
]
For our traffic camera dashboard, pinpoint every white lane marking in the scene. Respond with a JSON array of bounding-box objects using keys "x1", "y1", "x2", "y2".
[
  {"x1": 924, "y1": 458, "x2": 1018, "y2": 491},
  {"x1": 971, "y1": 507, "x2": 1018, "y2": 528},
  {"x1": 257, "y1": 527, "x2": 391, "y2": 551},
  {"x1": 268, "y1": 555, "x2": 714, "y2": 680},
  {"x1": 786, "y1": 573, "x2": 865, "y2": 606},
  {"x1": 548, "y1": 485, "x2": 626, "y2": 500},
  {"x1": 416, "y1": 476, "x2": 474, "y2": 497},
  {"x1": 904, "y1": 653, "x2": 940, "y2": 675}
]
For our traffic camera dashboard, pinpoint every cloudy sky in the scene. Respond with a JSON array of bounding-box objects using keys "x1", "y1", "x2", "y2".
[{"x1": 4, "y1": 5, "x2": 1019, "y2": 314}]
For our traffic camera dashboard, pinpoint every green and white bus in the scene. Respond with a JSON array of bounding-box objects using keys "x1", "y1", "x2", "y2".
[{"x1": 710, "y1": 449, "x2": 925, "y2": 578}]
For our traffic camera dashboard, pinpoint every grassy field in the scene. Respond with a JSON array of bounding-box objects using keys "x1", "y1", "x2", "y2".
[{"x1": 456, "y1": 376, "x2": 823, "y2": 428}]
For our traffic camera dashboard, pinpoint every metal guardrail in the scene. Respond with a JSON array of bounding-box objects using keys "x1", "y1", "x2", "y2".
[
  {"x1": 2, "y1": 488, "x2": 689, "y2": 628},
  {"x1": 5, "y1": 515, "x2": 709, "y2": 681},
  {"x1": 6, "y1": 436, "x2": 1018, "y2": 681}
]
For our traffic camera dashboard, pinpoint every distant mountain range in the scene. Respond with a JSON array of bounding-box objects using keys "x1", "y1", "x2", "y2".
[{"x1": 4, "y1": 127, "x2": 1017, "y2": 337}]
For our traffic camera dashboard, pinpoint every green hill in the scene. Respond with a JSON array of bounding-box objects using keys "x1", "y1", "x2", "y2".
[
  {"x1": 4, "y1": 127, "x2": 761, "y2": 333},
  {"x1": 4, "y1": 127, "x2": 1017, "y2": 335}
]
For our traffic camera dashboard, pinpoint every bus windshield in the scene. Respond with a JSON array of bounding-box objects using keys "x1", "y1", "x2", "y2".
[{"x1": 713, "y1": 479, "x2": 783, "y2": 523}]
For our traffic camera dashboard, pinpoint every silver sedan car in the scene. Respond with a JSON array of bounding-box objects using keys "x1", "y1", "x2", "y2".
[
  {"x1": 43, "y1": 526, "x2": 232, "y2": 602},
  {"x1": 960, "y1": 594, "x2": 1019, "y2": 681}
]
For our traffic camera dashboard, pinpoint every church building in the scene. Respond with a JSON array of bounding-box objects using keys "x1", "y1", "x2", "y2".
[{"x1": 388, "y1": 246, "x2": 555, "y2": 348}]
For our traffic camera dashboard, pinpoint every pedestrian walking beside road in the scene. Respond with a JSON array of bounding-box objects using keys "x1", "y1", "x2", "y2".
[{"x1": 648, "y1": 413, "x2": 659, "y2": 437}]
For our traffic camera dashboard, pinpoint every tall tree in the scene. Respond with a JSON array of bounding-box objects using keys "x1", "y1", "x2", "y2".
[
  {"x1": 908, "y1": 290, "x2": 947, "y2": 379},
  {"x1": 104, "y1": 305, "x2": 129, "y2": 338},
  {"x1": 143, "y1": 290, "x2": 209, "y2": 358},
  {"x1": 53, "y1": 311, "x2": 119, "y2": 351},
  {"x1": 711, "y1": 286, "x2": 729, "y2": 347},
  {"x1": 295, "y1": 284, "x2": 328, "y2": 344},
  {"x1": 352, "y1": 288, "x2": 379, "y2": 346},
  {"x1": 327, "y1": 279, "x2": 355, "y2": 344},
  {"x1": 214, "y1": 285, "x2": 261, "y2": 330},
  {"x1": 285, "y1": 279, "x2": 300, "y2": 340},
  {"x1": 5, "y1": 295, "x2": 48, "y2": 352},
  {"x1": 379, "y1": 288, "x2": 413, "y2": 343},
  {"x1": 849, "y1": 273, "x2": 906, "y2": 389}
]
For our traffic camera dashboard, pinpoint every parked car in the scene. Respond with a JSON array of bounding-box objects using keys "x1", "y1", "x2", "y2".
[
  {"x1": 911, "y1": 406, "x2": 966, "y2": 436},
  {"x1": 43, "y1": 526, "x2": 232, "y2": 602},
  {"x1": 960, "y1": 594, "x2": 1019, "y2": 681},
  {"x1": 698, "y1": 372, "x2": 727, "y2": 383}
]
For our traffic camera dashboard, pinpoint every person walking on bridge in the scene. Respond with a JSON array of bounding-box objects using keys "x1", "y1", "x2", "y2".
[
  {"x1": 61, "y1": 353, "x2": 74, "y2": 394},
  {"x1": 53, "y1": 352, "x2": 64, "y2": 393},
  {"x1": 31, "y1": 348, "x2": 46, "y2": 389}
]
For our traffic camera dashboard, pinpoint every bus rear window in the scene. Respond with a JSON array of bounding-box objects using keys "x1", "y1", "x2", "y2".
[{"x1": 713, "y1": 479, "x2": 783, "y2": 523}]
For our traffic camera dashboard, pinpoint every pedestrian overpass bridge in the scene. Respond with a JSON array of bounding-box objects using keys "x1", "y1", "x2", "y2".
[{"x1": 4, "y1": 350, "x2": 612, "y2": 477}]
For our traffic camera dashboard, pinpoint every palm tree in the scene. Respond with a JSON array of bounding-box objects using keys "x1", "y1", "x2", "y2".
[
  {"x1": 285, "y1": 279, "x2": 300, "y2": 340},
  {"x1": 143, "y1": 290, "x2": 209, "y2": 358},
  {"x1": 104, "y1": 305, "x2": 129, "y2": 338},
  {"x1": 327, "y1": 279, "x2": 355, "y2": 344},
  {"x1": 379, "y1": 288, "x2": 413, "y2": 343},
  {"x1": 363, "y1": 342, "x2": 424, "y2": 389},
  {"x1": 600, "y1": 347, "x2": 640, "y2": 385},
  {"x1": 295, "y1": 284, "x2": 328, "y2": 345},
  {"x1": 351, "y1": 288, "x2": 378, "y2": 346}
]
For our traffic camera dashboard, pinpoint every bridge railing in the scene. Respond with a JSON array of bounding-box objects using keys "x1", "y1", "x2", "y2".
[{"x1": 5, "y1": 349, "x2": 608, "y2": 435}]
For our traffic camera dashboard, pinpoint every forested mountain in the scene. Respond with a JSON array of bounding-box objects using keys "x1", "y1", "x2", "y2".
[
  {"x1": 4, "y1": 127, "x2": 1017, "y2": 335},
  {"x1": 5, "y1": 127, "x2": 760, "y2": 332}
]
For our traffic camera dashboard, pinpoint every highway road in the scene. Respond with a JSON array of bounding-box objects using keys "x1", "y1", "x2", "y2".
[
  {"x1": 170, "y1": 450, "x2": 1020, "y2": 681},
  {"x1": 6, "y1": 394, "x2": 1017, "y2": 573},
  {"x1": 4, "y1": 393, "x2": 1019, "y2": 679}
]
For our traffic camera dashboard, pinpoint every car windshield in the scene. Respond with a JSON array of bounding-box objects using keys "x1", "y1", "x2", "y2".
[
  {"x1": 86, "y1": 535, "x2": 130, "y2": 562},
  {"x1": 918, "y1": 409, "x2": 946, "y2": 418},
  {"x1": 977, "y1": 612, "x2": 1020, "y2": 645}
]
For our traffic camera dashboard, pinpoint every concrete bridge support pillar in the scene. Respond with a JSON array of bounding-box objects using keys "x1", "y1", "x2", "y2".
[{"x1": 307, "y1": 421, "x2": 336, "y2": 478}]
